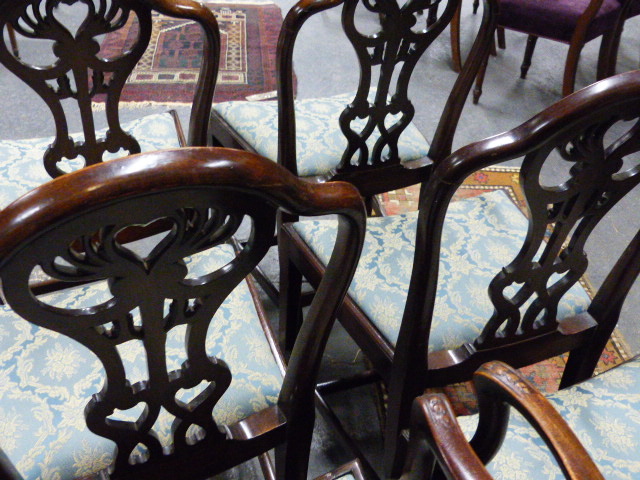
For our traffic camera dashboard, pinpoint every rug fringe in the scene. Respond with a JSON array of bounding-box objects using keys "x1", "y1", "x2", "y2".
[{"x1": 91, "y1": 101, "x2": 192, "y2": 111}]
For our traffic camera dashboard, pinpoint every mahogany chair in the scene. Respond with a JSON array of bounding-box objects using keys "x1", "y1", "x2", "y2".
[
  {"x1": 419, "y1": 359, "x2": 640, "y2": 478},
  {"x1": 209, "y1": 0, "x2": 496, "y2": 194},
  {"x1": 471, "y1": 0, "x2": 639, "y2": 102},
  {"x1": 0, "y1": 0, "x2": 219, "y2": 195},
  {"x1": 280, "y1": 69, "x2": 640, "y2": 476},
  {"x1": 0, "y1": 147, "x2": 365, "y2": 480}
]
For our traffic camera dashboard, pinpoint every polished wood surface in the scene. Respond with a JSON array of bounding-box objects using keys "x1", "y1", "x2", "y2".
[
  {"x1": 413, "y1": 361, "x2": 604, "y2": 479},
  {"x1": 281, "y1": 70, "x2": 640, "y2": 476},
  {"x1": 0, "y1": 147, "x2": 365, "y2": 480}
]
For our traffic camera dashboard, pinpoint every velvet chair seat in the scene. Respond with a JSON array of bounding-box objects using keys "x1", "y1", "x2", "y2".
[
  {"x1": 0, "y1": 112, "x2": 181, "y2": 209},
  {"x1": 211, "y1": 92, "x2": 430, "y2": 177},
  {"x1": 457, "y1": 357, "x2": 640, "y2": 479},
  {"x1": 0, "y1": 244, "x2": 283, "y2": 480},
  {"x1": 293, "y1": 190, "x2": 591, "y2": 351},
  {"x1": 499, "y1": 0, "x2": 622, "y2": 43}
]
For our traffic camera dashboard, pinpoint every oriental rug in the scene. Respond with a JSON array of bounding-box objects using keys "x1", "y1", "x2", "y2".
[
  {"x1": 378, "y1": 166, "x2": 632, "y2": 416},
  {"x1": 97, "y1": 1, "x2": 283, "y2": 104}
]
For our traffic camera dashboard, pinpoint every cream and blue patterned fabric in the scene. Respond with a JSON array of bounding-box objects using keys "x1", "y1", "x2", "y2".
[
  {"x1": 457, "y1": 357, "x2": 640, "y2": 479},
  {"x1": 0, "y1": 112, "x2": 180, "y2": 209},
  {"x1": 293, "y1": 190, "x2": 591, "y2": 351},
  {"x1": 211, "y1": 92, "x2": 430, "y2": 177},
  {"x1": 0, "y1": 244, "x2": 283, "y2": 480}
]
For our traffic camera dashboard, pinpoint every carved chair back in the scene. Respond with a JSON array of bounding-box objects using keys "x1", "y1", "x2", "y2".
[
  {"x1": 0, "y1": 0, "x2": 219, "y2": 177},
  {"x1": 392, "y1": 70, "x2": 640, "y2": 431},
  {"x1": 0, "y1": 147, "x2": 365, "y2": 480},
  {"x1": 276, "y1": 0, "x2": 496, "y2": 195}
]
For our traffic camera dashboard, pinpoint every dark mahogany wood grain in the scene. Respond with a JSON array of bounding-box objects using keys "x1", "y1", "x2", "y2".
[{"x1": 0, "y1": 147, "x2": 365, "y2": 480}]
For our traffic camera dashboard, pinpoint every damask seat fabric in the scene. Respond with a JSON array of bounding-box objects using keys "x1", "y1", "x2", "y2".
[
  {"x1": 0, "y1": 112, "x2": 180, "y2": 209},
  {"x1": 457, "y1": 357, "x2": 640, "y2": 479},
  {"x1": 293, "y1": 190, "x2": 591, "y2": 351},
  {"x1": 211, "y1": 92, "x2": 430, "y2": 177},
  {"x1": 0, "y1": 244, "x2": 282, "y2": 480}
]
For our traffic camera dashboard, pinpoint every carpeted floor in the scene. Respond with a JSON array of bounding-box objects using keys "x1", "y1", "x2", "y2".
[{"x1": 98, "y1": 1, "x2": 284, "y2": 104}]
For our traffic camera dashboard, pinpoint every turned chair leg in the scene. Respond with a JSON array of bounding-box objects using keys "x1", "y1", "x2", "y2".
[
  {"x1": 520, "y1": 35, "x2": 538, "y2": 78},
  {"x1": 450, "y1": 0, "x2": 463, "y2": 73},
  {"x1": 473, "y1": 50, "x2": 490, "y2": 104}
]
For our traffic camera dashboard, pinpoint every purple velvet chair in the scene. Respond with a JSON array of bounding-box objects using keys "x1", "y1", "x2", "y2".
[{"x1": 472, "y1": 0, "x2": 638, "y2": 102}]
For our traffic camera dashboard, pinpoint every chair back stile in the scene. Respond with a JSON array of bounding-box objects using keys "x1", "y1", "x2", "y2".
[
  {"x1": 276, "y1": 0, "x2": 497, "y2": 195},
  {"x1": 0, "y1": 148, "x2": 365, "y2": 480}
]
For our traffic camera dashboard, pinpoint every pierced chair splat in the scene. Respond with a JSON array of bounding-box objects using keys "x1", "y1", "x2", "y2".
[
  {"x1": 209, "y1": 0, "x2": 498, "y2": 200},
  {"x1": 0, "y1": 0, "x2": 219, "y2": 195},
  {"x1": 0, "y1": 147, "x2": 365, "y2": 480},
  {"x1": 280, "y1": 69, "x2": 640, "y2": 476}
]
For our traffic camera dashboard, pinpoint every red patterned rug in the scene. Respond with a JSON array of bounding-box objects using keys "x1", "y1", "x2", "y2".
[
  {"x1": 98, "y1": 1, "x2": 283, "y2": 104},
  {"x1": 379, "y1": 167, "x2": 632, "y2": 415}
]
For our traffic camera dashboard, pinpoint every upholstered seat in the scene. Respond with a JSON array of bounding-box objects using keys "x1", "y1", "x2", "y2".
[
  {"x1": 293, "y1": 190, "x2": 591, "y2": 351},
  {"x1": 0, "y1": 112, "x2": 181, "y2": 208},
  {"x1": 0, "y1": 244, "x2": 282, "y2": 480},
  {"x1": 212, "y1": 92, "x2": 430, "y2": 177},
  {"x1": 456, "y1": 357, "x2": 640, "y2": 479}
]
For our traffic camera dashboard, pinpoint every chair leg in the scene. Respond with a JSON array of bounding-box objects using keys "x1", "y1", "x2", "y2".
[
  {"x1": 278, "y1": 227, "x2": 304, "y2": 353},
  {"x1": 562, "y1": 40, "x2": 585, "y2": 97},
  {"x1": 473, "y1": 52, "x2": 489, "y2": 104},
  {"x1": 497, "y1": 26, "x2": 506, "y2": 49},
  {"x1": 597, "y1": 28, "x2": 621, "y2": 80},
  {"x1": 450, "y1": 0, "x2": 463, "y2": 73},
  {"x1": 520, "y1": 35, "x2": 538, "y2": 79}
]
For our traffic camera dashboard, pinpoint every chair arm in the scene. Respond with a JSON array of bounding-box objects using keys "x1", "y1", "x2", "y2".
[
  {"x1": 401, "y1": 394, "x2": 492, "y2": 480},
  {"x1": 468, "y1": 361, "x2": 604, "y2": 480}
]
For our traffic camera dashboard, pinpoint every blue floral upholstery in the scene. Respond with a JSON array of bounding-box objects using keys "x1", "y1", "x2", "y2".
[
  {"x1": 293, "y1": 190, "x2": 591, "y2": 351},
  {"x1": 0, "y1": 244, "x2": 283, "y2": 480},
  {"x1": 211, "y1": 92, "x2": 430, "y2": 177},
  {"x1": 0, "y1": 112, "x2": 180, "y2": 209},
  {"x1": 457, "y1": 357, "x2": 640, "y2": 479}
]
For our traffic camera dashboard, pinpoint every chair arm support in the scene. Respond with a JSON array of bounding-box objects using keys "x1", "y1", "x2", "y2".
[{"x1": 469, "y1": 361, "x2": 604, "y2": 480}]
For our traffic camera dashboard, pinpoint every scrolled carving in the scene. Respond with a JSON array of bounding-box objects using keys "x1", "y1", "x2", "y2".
[
  {"x1": 0, "y1": 0, "x2": 153, "y2": 176},
  {"x1": 336, "y1": 0, "x2": 452, "y2": 172},
  {"x1": 476, "y1": 115, "x2": 640, "y2": 349},
  {"x1": 0, "y1": 190, "x2": 276, "y2": 476}
]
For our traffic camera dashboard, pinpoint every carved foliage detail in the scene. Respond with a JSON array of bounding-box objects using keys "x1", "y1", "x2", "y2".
[
  {"x1": 0, "y1": 0, "x2": 152, "y2": 176},
  {"x1": 1, "y1": 193, "x2": 275, "y2": 473},
  {"x1": 476, "y1": 116, "x2": 640, "y2": 349},
  {"x1": 337, "y1": 0, "x2": 450, "y2": 171}
]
